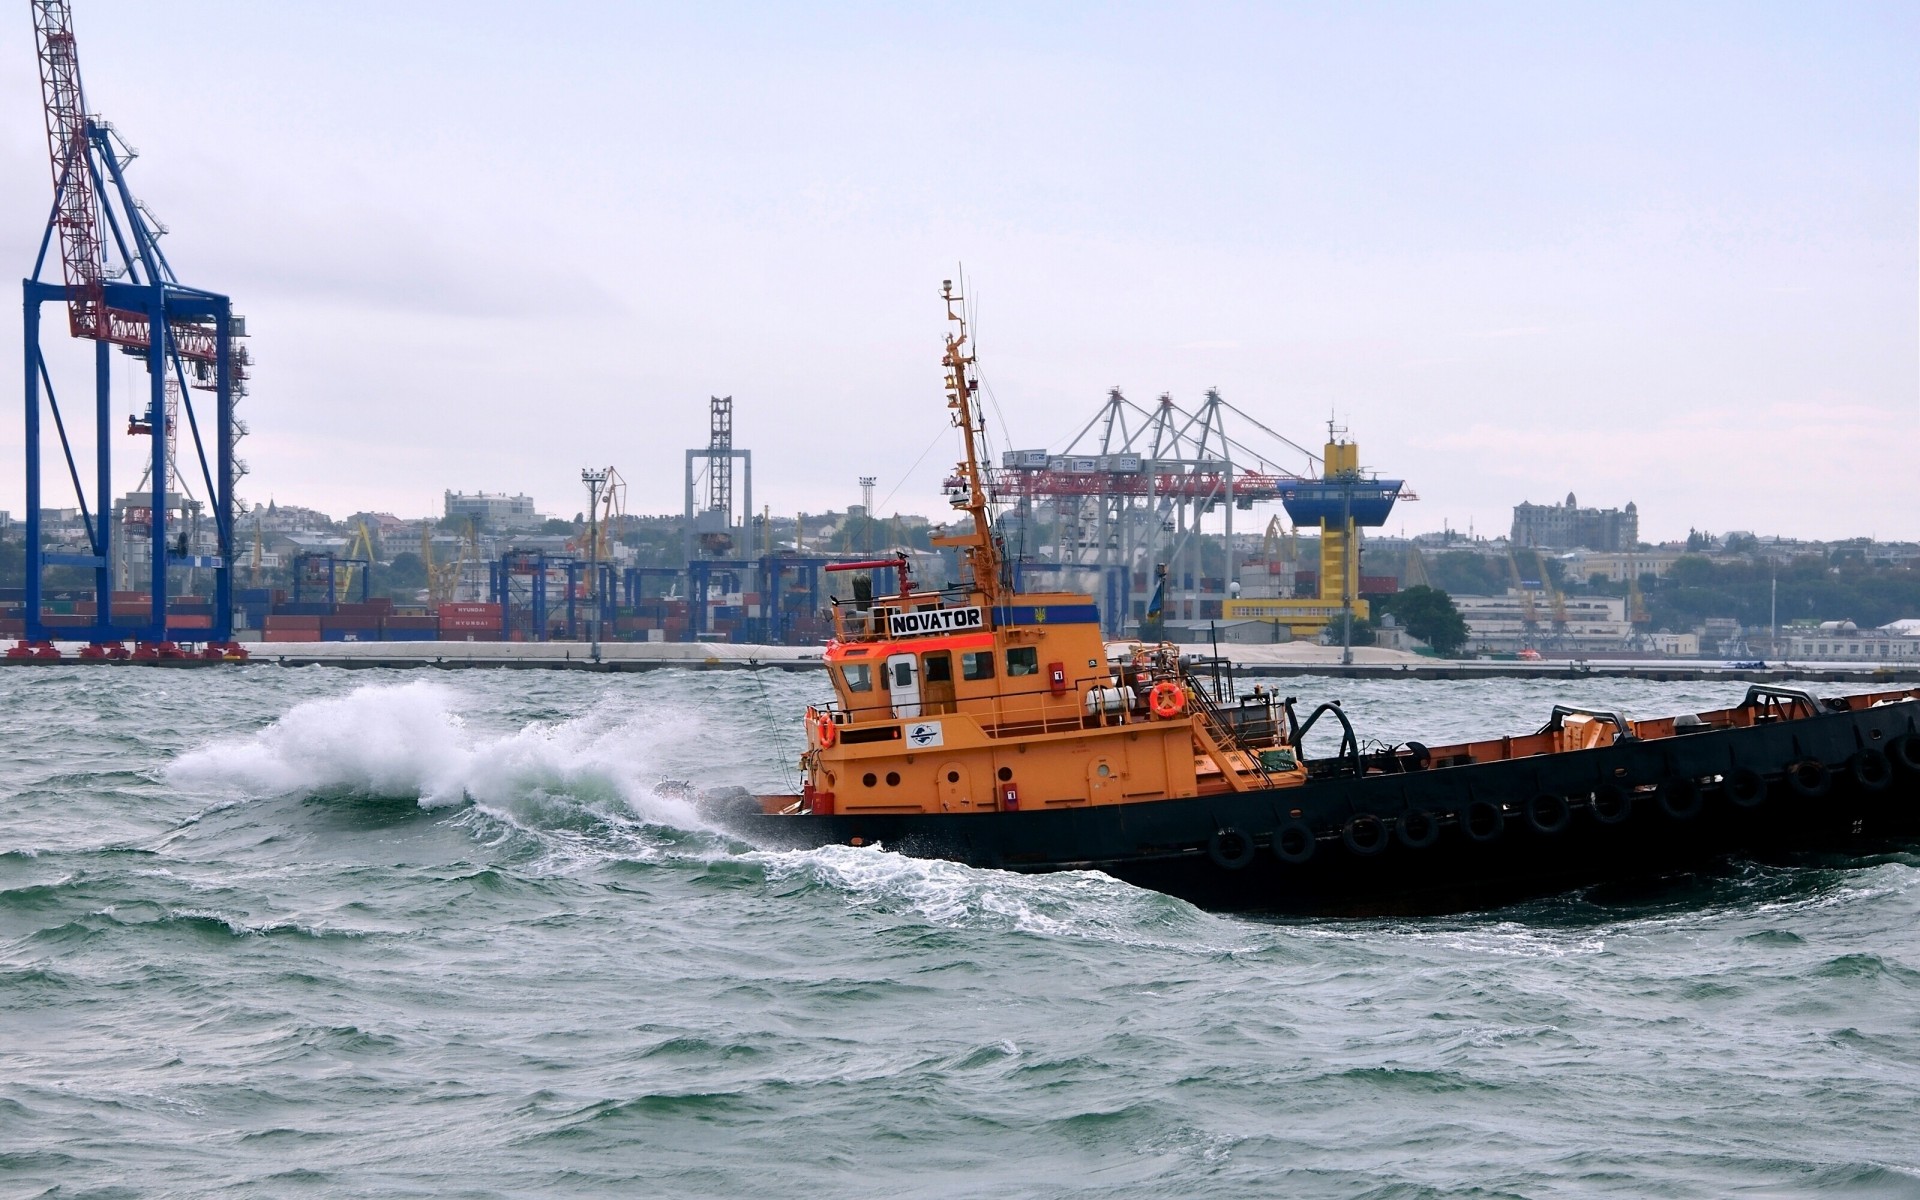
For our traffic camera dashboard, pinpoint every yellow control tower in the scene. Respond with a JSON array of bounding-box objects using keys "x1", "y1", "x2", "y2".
[{"x1": 1222, "y1": 429, "x2": 1404, "y2": 638}]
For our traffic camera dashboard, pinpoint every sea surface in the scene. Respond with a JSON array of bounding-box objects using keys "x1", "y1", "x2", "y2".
[{"x1": 2, "y1": 666, "x2": 1918, "y2": 1198}]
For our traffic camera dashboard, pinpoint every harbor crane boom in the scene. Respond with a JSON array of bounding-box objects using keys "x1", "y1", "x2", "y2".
[{"x1": 14, "y1": 0, "x2": 250, "y2": 659}]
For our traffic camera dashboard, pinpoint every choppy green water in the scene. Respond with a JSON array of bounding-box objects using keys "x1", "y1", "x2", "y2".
[{"x1": 2, "y1": 667, "x2": 1917, "y2": 1198}]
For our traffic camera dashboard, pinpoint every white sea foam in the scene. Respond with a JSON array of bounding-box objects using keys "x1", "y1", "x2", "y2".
[
  {"x1": 754, "y1": 842, "x2": 1256, "y2": 953},
  {"x1": 169, "y1": 680, "x2": 475, "y2": 806},
  {"x1": 165, "y1": 680, "x2": 711, "y2": 834}
]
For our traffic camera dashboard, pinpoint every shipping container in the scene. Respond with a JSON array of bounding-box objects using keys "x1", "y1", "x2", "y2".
[{"x1": 439, "y1": 603, "x2": 501, "y2": 617}]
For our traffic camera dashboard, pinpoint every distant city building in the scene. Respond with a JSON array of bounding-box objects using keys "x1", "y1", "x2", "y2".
[
  {"x1": 1511, "y1": 493, "x2": 1639, "y2": 551},
  {"x1": 444, "y1": 490, "x2": 539, "y2": 530},
  {"x1": 1783, "y1": 621, "x2": 1920, "y2": 662},
  {"x1": 1454, "y1": 592, "x2": 1634, "y2": 654},
  {"x1": 1563, "y1": 548, "x2": 1681, "y2": 583},
  {"x1": 252, "y1": 500, "x2": 334, "y2": 533},
  {"x1": 347, "y1": 511, "x2": 410, "y2": 538}
]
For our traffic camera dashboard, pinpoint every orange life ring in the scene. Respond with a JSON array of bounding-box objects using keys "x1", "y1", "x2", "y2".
[
  {"x1": 1148, "y1": 681, "x2": 1186, "y2": 719},
  {"x1": 817, "y1": 717, "x2": 839, "y2": 749}
]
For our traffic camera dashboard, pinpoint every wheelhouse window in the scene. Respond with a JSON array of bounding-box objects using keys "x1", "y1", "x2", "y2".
[
  {"x1": 1006, "y1": 647, "x2": 1039, "y2": 677},
  {"x1": 840, "y1": 663, "x2": 873, "y2": 692},
  {"x1": 923, "y1": 652, "x2": 952, "y2": 683},
  {"x1": 961, "y1": 650, "x2": 995, "y2": 681}
]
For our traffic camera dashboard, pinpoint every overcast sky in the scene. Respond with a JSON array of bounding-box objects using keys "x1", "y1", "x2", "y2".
[{"x1": 2, "y1": 1, "x2": 1915, "y2": 542}]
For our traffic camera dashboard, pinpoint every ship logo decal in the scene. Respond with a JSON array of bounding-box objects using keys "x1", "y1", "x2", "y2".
[{"x1": 905, "y1": 721, "x2": 945, "y2": 748}]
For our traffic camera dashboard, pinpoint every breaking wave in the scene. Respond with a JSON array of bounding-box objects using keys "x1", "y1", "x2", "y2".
[{"x1": 164, "y1": 680, "x2": 710, "y2": 833}]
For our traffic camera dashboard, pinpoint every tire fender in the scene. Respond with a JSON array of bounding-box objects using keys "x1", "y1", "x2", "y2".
[
  {"x1": 1659, "y1": 778, "x2": 1703, "y2": 820},
  {"x1": 1208, "y1": 827, "x2": 1256, "y2": 870},
  {"x1": 1271, "y1": 821, "x2": 1316, "y2": 864},
  {"x1": 1724, "y1": 768, "x2": 1767, "y2": 808},
  {"x1": 1787, "y1": 760, "x2": 1830, "y2": 799},
  {"x1": 1525, "y1": 793, "x2": 1570, "y2": 835},
  {"x1": 1852, "y1": 747, "x2": 1893, "y2": 792},
  {"x1": 1396, "y1": 810, "x2": 1441, "y2": 849},
  {"x1": 1590, "y1": 784, "x2": 1633, "y2": 825},
  {"x1": 1342, "y1": 814, "x2": 1389, "y2": 856},
  {"x1": 1463, "y1": 799, "x2": 1505, "y2": 842}
]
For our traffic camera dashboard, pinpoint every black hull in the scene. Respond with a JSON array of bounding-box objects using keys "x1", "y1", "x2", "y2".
[{"x1": 723, "y1": 700, "x2": 1920, "y2": 915}]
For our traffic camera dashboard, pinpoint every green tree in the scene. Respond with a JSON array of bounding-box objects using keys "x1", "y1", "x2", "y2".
[
  {"x1": 1427, "y1": 551, "x2": 1505, "y2": 596},
  {"x1": 1380, "y1": 585, "x2": 1470, "y2": 655},
  {"x1": 382, "y1": 551, "x2": 427, "y2": 597}
]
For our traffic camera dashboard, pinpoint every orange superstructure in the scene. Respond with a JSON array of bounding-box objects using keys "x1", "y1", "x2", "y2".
[{"x1": 770, "y1": 282, "x2": 1304, "y2": 818}]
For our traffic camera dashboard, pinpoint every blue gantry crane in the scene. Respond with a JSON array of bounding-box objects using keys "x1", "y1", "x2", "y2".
[{"x1": 13, "y1": 0, "x2": 250, "y2": 660}]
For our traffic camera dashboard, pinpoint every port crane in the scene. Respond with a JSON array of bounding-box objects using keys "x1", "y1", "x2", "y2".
[{"x1": 15, "y1": 0, "x2": 249, "y2": 658}]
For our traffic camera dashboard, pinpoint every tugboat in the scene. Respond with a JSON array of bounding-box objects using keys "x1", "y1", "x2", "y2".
[{"x1": 713, "y1": 282, "x2": 1920, "y2": 915}]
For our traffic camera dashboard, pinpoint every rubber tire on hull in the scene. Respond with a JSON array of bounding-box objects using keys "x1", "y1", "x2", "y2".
[
  {"x1": 1660, "y1": 778, "x2": 1703, "y2": 820},
  {"x1": 1787, "y1": 760, "x2": 1830, "y2": 799},
  {"x1": 1895, "y1": 734, "x2": 1920, "y2": 775},
  {"x1": 1590, "y1": 784, "x2": 1632, "y2": 825},
  {"x1": 1852, "y1": 748, "x2": 1893, "y2": 792},
  {"x1": 1209, "y1": 827, "x2": 1257, "y2": 870},
  {"x1": 1525, "y1": 793, "x2": 1570, "y2": 835},
  {"x1": 1397, "y1": 810, "x2": 1441, "y2": 849},
  {"x1": 1725, "y1": 768, "x2": 1767, "y2": 808},
  {"x1": 1343, "y1": 814, "x2": 1390, "y2": 856},
  {"x1": 1463, "y1": 800, "x2": 1505, "y2": 842},
  {"x1": 1271, "y1": 821, "x2": 1316, "y2": 865}
]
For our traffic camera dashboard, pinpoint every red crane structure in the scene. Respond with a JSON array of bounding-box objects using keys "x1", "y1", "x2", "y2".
[{"x1": 14, "y1": 0, "x2": 250, "y2": 660}]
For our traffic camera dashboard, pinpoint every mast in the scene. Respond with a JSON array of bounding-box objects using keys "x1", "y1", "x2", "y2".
[{"x1": 940, "y1": 279, "x2": 1002, "y2": 605}]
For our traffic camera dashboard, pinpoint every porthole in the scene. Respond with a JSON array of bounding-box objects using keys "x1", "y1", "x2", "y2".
[
  {"x1": 885, "y1": 772, "x2": 901, "y2": 786},
  {"x1": 946, "y1": 770, "x2": 960, "y2": 783},
  {"x1": 997, "y1": 766, "x2": 1013, "y2": 782},
  {"x1": 862, "y1": 773, "x2": 877, "y2": 787}
]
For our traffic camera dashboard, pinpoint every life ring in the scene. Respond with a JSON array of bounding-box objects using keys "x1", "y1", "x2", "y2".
[
  {"x1": 1463, "y1": 799, "x2": 1505, "y2": 842},
  {"x1": 1271, "y1": 821, "x2": 1316, "y2": 864},
  {"x1": 1342, "y1": 814, "x2": 1389, "y2": 855},
  {"x1": 1786, "y1": 760, "x2": 1829, "y2": 799},
  {"x1": 1148, "y1": 682, "x2": 1187, "y2": 719},
  {"x1": 1525, "y1": 793, "x2": 1570, "y2": 835},
  {"x1": 1894, "y1": 734, "x2": 1920, "y2": 774},
  {"x1": 1851, "y1": 748, "x2": 1893, "y2": 792},
  {"x1": 816, "y1": 717, "x2": 838, "y2": 749},
  {"x1": 1208, "y1": 827, "x2": 1256, "y2": 869},
  {"x1": 1659, "y1": 778, "x2": 1703, "y2": 820},
  {"x1": 1397, "y1": 810, "x2": 1441, "y2": 849},
  {"x1": 1725, "y1": 768, "x2": 1766, "y2": 807},
  {"x1": 1590, "y1": 784, "x2": 1633, "y2": 825}
]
